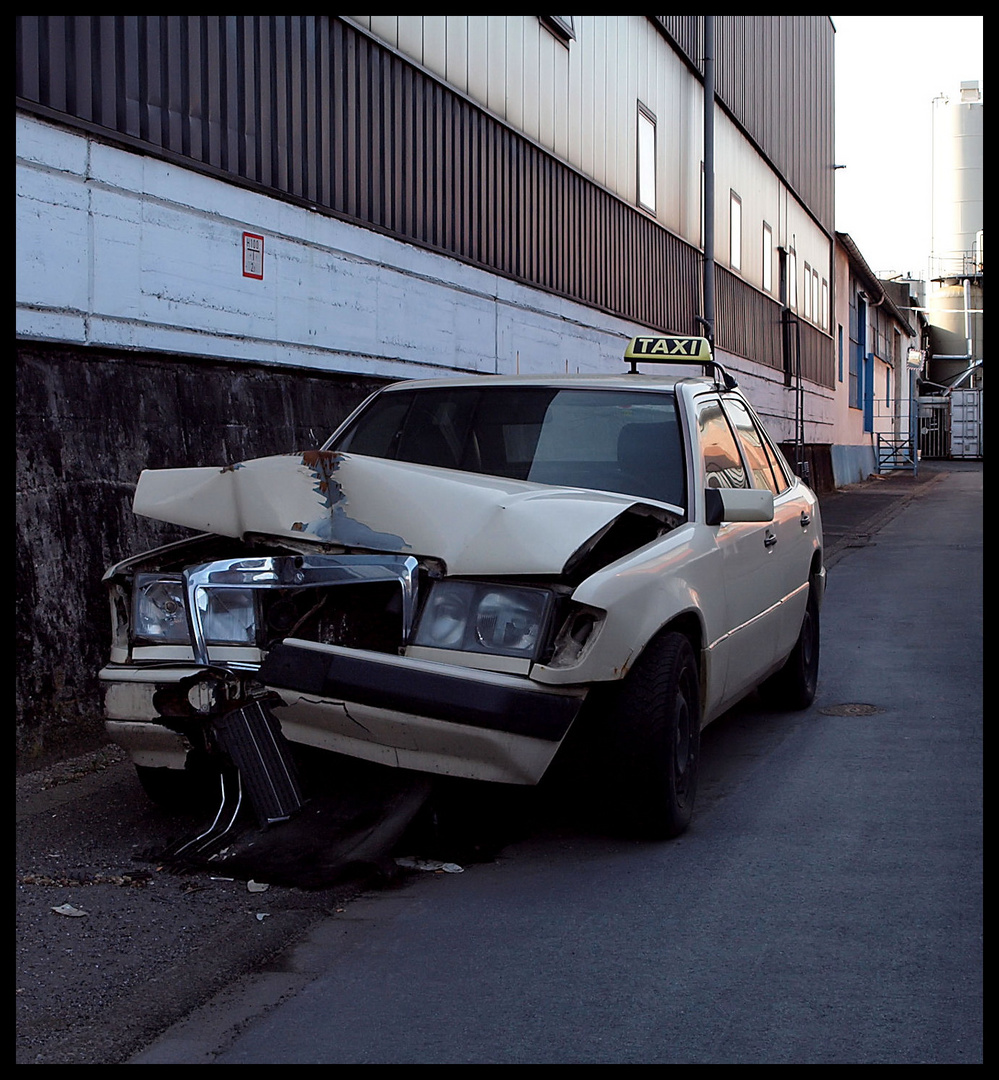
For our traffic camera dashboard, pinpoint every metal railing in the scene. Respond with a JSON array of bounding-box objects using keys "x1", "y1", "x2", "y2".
[
  {"x1": 872, "y1": 401, "x2": 918, "y2": 474},
  {"x1": 875, "y1": 434, "x2": 918, "y2": 475}
]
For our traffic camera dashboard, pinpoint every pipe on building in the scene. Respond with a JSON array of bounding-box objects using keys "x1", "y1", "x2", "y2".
[{"x1": 700, "y1": 16, "x2": 715, "y2": 348}]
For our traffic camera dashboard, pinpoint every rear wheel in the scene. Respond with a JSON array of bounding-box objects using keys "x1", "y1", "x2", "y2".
[
  {"x1": 759, "y1": 583, "x2": 820, "y2": 710},
  {"x1": 603, "y1": 632, "x2": 700, "y2": 839}
]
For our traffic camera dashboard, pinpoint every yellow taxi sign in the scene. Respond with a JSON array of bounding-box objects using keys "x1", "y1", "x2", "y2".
[
  {"x1": 624, "y1": 333, "x2": 737, "y2": 387},
  {"x1": 624, "y1": 335, "x2": 713, "y2": 364}
]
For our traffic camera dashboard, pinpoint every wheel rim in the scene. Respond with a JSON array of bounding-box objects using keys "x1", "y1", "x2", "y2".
[
  {"x1": 673, "y1": 671, "x2": 695, "y2": 798},
  {"x1": 800, "y1": 602, "x2": 818, "y2": 686}
]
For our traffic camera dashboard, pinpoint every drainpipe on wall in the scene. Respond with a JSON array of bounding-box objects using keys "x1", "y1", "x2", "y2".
[{"x1": 699, "y1": 16, "x2": 715, "y2": 349}]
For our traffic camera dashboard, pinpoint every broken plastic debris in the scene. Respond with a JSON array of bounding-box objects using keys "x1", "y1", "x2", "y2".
[
  {"x1": 51, "y1": 903, "x2": 87, "y2": 917},
  {"x1": 394, "y1": 857, "x2": 464, "y2": 873},
  {"x1": 247, "y1": 880, "x2": 269, "y2": 893},
  {"x1": 255, "y1": 912, "x2": 270, "y2": 921}
]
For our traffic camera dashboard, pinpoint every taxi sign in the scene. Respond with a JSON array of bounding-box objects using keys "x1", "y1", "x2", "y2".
[
  {"x1": 625, "y1": 335, "x2": 713, "y2": 364},
  {"x1": 623, "y1": 334, "x2": 737, "y2": 387}
]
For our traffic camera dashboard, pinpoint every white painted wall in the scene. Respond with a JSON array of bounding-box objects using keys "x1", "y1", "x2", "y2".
[{"x1": 16, "y1": 113, "x2": 649, "y2": 383}]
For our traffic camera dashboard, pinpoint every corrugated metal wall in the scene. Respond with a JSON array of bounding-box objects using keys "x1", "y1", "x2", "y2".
[
  {"x1": 716, "y1": 267, "x2": 829, "y2": 387},
  {"x1": 654, "y1": 15, "x2": 835, "y2": 235},
  {"x1": 653, "y1": 15, "x2": 834, "y2": 386},
  {"x1": 16, "y1": 14, "x2": 701, "y2": 339}
]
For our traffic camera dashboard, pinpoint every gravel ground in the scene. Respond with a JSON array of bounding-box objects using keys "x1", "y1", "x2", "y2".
[
  {"x1": 16, "y1": 743, "x2": 535, "y2": 1064},
  {"x1": 15, "y1": 745, "x2": 372, "y2": 1065}
]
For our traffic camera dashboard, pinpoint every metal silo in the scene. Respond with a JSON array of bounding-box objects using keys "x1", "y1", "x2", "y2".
[
  {"x1": 921, "y1": 82, "x2": 983, "y2": 458},
  {"x1": 930, "y1": 82, "x2": 983, "y2": 277}
]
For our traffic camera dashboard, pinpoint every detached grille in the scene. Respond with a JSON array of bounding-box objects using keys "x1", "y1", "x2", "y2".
[{"x1": 211, "y1": 700, "x2": 307, "y2": 825}]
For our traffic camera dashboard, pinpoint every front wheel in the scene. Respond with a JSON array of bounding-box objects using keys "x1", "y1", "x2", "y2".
[{"x1": 602, "y1": 632, "x2": 701, "y2": 839}]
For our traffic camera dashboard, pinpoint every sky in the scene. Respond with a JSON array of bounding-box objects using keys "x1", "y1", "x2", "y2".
[{"x1": 831, "y1": 15, "x2": 983, "y2": 282}]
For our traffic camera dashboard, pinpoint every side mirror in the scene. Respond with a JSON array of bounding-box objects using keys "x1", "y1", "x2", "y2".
[{"x1": 704, "y1": 487, "x2": 774, "y2": 526}]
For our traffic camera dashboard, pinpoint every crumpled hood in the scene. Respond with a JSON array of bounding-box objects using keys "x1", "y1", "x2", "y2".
[{"x1": 132, "y1": 451, "x2": 671, "y2": 576}]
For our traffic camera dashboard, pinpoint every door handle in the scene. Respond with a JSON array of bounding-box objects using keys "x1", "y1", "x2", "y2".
[
  {"x1": 764, "y1": 529, "x2": 777, "y2": 548},
  {"x1": 799, "y1": 511, "x2": 811, "y2": 527}
]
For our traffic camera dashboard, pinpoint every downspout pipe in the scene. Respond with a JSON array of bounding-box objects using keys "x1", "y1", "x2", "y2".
[
  {"x1": 699, "y1": 16, "x2": 715, "y2": 349},
  {"x1": 965, "y1": 277, "x2": 971, "y2": 353}
]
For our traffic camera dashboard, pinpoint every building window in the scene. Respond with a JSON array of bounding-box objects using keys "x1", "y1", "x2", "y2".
[
  {"x1": 851, "y1": 294, "x2": 867, "y2": 412},
  {"x1": 803, "y1": 262, "x2": 812, "y2": 320},
  {"x1": 838, "y1": 324, "x2": 844, "y2": 382},
  {"x1": 849, "y1": 343, "x2": 861, "y2": 409},
  {"x1": 788, "y1": 248, "x2": 797, "y2": 309},
  {"x1": 637, "y1": 104, "x2": 656, "y2": 214},
  {"x1": 812, "y1": 268, "x2": 821, "y2": 327},
  {"x1": 540, "y1": 16, "x2": 575, "y2": 44},
  {"x1": 764, "y1": 221, "x2": 773, "y2": 293},
  {"x1": 822, "y1": 279, "x2": 829, "y2": 331},
  {"x1": 729, "y1": 191, "x2": 742, "y2": 271}
]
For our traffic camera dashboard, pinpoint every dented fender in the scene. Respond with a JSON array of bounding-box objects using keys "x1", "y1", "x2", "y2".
[{"x1": 531, "y1": 520, "x2": 730, "y2": 720}]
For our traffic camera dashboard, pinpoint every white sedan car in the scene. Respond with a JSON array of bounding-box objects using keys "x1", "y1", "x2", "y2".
[{"x1": 101, "y1": 336, "x2": 823, "y2": 839}]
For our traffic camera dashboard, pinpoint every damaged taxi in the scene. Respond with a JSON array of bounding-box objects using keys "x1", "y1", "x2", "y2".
[{"x1": 100, "y1": 336, "x2": 823, "y2": 839}]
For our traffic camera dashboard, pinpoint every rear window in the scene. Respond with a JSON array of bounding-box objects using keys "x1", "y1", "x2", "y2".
[{"x1": 330, "y1": 386, "x2": 686, "y2": 509}]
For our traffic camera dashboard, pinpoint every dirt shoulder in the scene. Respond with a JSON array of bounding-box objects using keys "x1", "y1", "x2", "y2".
[{"x1": 16, "y1": 745, "x2": 364, "y2": 1065}]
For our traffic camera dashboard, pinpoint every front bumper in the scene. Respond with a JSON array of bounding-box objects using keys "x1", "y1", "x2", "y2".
[{"x1": 101, "y1": 643, "x2": 587, "y2": 785}]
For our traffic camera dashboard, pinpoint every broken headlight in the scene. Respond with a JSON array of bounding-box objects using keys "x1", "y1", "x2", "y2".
[
  {"x1": 132, "y1": 574, "x2": 257, "y2": 646},
  {"x1": 412, "y1": 581, "x2": 553, "y2": 660}
]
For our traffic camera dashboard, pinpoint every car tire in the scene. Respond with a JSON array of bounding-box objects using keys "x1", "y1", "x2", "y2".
[
  {"x1": 603, "y1": 631, "x2": 700, "y2": 839},
  {"x1": 759, "y1": 582, "x2": 820, "y2": 710},
  {"x1": 135, "y1": 762, "x2": 220, "y2": 814}
]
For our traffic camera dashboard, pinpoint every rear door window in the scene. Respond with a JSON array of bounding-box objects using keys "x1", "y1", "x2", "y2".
[
  {"x1": 722, "y1": 396, "x2": 785, "y2": 494},
  {"x1": 695, "y1": 398, "x2": 747, "y2": 489}
]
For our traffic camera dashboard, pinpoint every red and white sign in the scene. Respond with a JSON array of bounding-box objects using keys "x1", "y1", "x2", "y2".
[{"x1": 242, "y1": 232, "x2": 264, "y2": 279}]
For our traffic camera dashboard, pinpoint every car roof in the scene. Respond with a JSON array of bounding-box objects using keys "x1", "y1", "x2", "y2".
[
  {"x1": 377, "y1": 335, "x2": 738, "y2": 395},
  {"x1": 375, "y1": 372, "x2": 720, "y2": 394}
]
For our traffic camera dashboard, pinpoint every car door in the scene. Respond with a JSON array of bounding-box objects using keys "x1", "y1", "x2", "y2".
[
  {"x1": 694, "y1": 395, "x2": 781, "y2": 706},
  {"x1": 721, "y1": 394, "x2": 813, "y2": 666}
]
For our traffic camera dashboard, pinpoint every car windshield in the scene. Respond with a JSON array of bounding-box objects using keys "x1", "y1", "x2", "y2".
[{"x1": 330, "y1": 386, "x2": 686, "y2": 509}]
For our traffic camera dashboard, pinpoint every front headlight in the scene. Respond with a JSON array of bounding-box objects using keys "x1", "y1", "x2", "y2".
[
  {"x1": 132, "y1": 574, "x2": 257, "y2": 646},
  {"x1": 413, "y1": 581, "x2": 553, "y2": 659},
  {"x1": 134, "y1": 576, "x2": 189, "y2": 643},
  {"x1": 195, "y1": 587, "x2": 257, "y2": 645}
]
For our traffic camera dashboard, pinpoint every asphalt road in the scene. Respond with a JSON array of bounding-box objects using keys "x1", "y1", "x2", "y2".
[{"x1": 16, "y1": 462, "x2": 982, "y2": 1064}]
